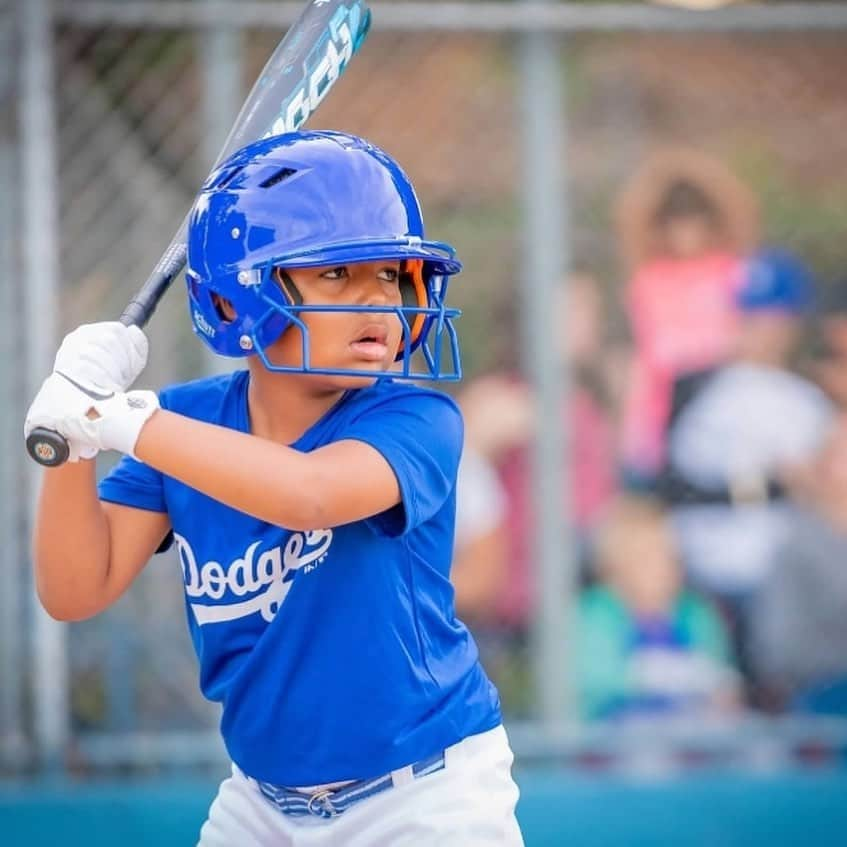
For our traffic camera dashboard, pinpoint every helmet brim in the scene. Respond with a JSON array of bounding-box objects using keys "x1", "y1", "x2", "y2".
[{"x1": 267, "y1": 238, "x2": 462, "y2": 276}]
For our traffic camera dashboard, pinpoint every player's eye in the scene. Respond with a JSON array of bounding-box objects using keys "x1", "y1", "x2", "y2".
[
  {"x1": 378, "y1": 267, "x2": 400, "y2": 283},
  {"x1": 320, "y1": 266, "x2": 348, "y2": 280}
]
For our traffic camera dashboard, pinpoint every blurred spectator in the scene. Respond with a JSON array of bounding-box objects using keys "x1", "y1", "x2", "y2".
[
  {"x1": 660, "y1": 249, "x2": 834, "y2": 685},
  {"x1": 562, "y1": 269, "x2": 628, "y2": 421},
  {"x1": 575, "y1": 496, "x2": 739, "y2": 721},
  {"x1": 615, "y1": 149, "x2": 759, "y2": 485},
  {"x1": 749, "y1": 417, "x2": 847, "y2": 715},
  {"x1": 451, "y1": 443, "x2": 509, "y2": 627},
  {"x1": 451, "y1": 419, "x2": 536, "y2": 716},
  {"x1": 455, "y1": 271, "x2": 619, "y2": 715},
  {"x1": 461, "y1": 271, "x2": 619, "y2": 630}
]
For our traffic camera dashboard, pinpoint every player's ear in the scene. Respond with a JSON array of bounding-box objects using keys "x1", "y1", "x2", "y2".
[{"x1": 211, "y1": 292, "x2": 237, "y2": 322}]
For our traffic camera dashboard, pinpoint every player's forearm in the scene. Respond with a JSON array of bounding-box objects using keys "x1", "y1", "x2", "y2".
[
  {"x1": 33, "y1": 461, "x2": 112, "y2": 619},
  {"x1": 135, "y1": 409, "x2": 330, "y2": 529}
]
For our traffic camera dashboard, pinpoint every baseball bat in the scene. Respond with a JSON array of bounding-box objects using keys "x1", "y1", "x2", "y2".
[{"x1": 27, "y1": 0, "x2": 372, "y2": 467}]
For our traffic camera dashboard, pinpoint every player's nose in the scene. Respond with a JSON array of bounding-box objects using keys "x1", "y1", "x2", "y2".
[{"x1": 352, "y1": 265, "x2": 393, "y2": 306}]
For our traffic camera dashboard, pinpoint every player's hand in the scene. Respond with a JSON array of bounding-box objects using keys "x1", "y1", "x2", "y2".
[
  {"x1": 25, "y1": 372, "x2": 160, "y2": 462},
  {"x1": 24, "y1": 372, "x2": 103, "y2": 462},
  {"x1": 53, "y1": 321, "x2": 149, "y2": 395},
  {"x1": 59, "y1": 389, "x2": 160, "y2": 460}
]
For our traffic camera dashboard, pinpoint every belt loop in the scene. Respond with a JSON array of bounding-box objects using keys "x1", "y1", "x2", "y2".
[
  {"x1": 390, "y1": 764, "x2": 415, "y2": 788},
  {"x1": 444, "y1": 735, "x2": 465, "y2": 769}
]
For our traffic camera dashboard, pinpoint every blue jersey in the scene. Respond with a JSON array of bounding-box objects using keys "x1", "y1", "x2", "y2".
[{"x1": 98, "y1": 371, "x2": 501, "y2": 785}]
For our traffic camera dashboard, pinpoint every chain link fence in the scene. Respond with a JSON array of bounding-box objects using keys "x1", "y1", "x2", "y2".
[{"x1": 5, "y1": 0, "x2": 847, "y2": 775}]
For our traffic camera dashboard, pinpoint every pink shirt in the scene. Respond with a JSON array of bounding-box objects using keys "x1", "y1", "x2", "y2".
[{"x1": 621, "y1": 252, "x2": 744, "y2": 475}]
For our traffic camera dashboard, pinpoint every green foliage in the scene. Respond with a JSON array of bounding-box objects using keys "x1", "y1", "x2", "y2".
[
  {"x1": 730, "y1": 143, "x2": 847, "y2": 283},
  {"x1": 429, "y1": 200, "x2": 524, "y2": 378}
]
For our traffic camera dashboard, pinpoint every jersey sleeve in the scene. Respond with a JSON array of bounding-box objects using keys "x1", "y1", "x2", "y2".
[
  {"x1": 98, "y1": 453, "x2": 166, "y2": 513},
  {"x1": 343, "y1": 387, "x2": 463, "y2": 537}
]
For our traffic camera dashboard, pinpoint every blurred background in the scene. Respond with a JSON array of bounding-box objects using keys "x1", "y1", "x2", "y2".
[{"x1": 4, "y1": 0, "x2": 847, "y2": 844}]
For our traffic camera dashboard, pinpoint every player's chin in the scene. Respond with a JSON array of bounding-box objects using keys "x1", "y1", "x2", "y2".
[
  {"x1": 332, "y1": 359, "x2": 399, "y2": 389},
  {"x1": 327, "y1": 374, "x2": 379, "y2": 390}
]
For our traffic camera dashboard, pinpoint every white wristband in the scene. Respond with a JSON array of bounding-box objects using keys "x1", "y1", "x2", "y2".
[{"x1": 96, "y1": 390, "x2": 160, "y2": 458}]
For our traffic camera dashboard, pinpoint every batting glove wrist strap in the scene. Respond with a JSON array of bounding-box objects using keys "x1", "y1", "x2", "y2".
[{"x1": 62, "y1": 390, "x2": 160, "y2": 460}]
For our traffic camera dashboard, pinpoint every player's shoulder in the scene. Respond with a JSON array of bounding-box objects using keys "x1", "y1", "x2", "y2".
[
  {"x1": 724, "y1": 363, "x2": 829, "y2": 406},
  {"x1": 159, "y1": 369, "x2": 248, "y2": 420}
]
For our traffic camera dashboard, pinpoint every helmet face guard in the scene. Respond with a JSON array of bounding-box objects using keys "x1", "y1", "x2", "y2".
[{"x1": 186, "y1": 131, "x2": 463, "y2": 381}]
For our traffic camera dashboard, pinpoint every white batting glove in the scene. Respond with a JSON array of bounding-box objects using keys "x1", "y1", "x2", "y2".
[
  {"x1": 60, "y1": 389, "x2": 160, "y2": 461},
  {"x1": 53, "y1": 322, "x2": 149, "y2": 395},
  {"x1": 24, "y1": 372, "x2": 104, "y2": 462}
]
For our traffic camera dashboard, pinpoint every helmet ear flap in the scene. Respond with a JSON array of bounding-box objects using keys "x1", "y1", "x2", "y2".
[{"x1": 398, "y1": 259, "x2": 427, "y2": 350}]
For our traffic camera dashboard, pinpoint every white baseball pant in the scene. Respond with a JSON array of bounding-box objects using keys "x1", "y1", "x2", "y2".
[{"x1": 197, "y1": 725, "x2": 525, "y2": 846}]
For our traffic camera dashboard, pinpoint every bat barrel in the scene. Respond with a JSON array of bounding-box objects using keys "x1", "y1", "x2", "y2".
[{"x1": 120, "y1": 246, "x2": 189, "y2": 327}]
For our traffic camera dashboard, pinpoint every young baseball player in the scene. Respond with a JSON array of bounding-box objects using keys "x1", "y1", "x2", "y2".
[{"x1": 26, "y1": 131, "x2": 524, "y2": 846}]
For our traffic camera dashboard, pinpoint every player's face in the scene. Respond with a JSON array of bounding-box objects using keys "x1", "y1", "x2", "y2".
[
  {"x1": 658, "y1": 214, "x2": 718, "y2": 259},
  {"x1": 606, "y1": 524, "x2": 681, "y2": 617},
  {"x1": 267, "y1": 260, "x2": 405, "y2": 386},
  {"x1": 737, "y1": 310, "x2": 800, "y2": 366}
]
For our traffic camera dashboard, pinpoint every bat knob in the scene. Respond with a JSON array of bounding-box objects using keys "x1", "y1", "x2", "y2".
[{"x1": 26, "y1": 427, "x2": 71, "y2": 467}]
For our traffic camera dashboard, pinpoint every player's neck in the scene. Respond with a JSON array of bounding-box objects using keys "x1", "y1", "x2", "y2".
[{"x1": 246, "y1": 364, "x2": 346, "y2": 445}]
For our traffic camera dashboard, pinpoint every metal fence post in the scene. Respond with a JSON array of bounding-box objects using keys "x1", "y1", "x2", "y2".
[
  {"x1": 200, "y1": 0, "x2": 243, "y2": 376},
  {"x1": 519, "y1": 0, "x2": 575, "y2": 731},
  {"x1": 0, "y1": 0, "x2": 25, "y2": 769},
  {"x1": 21, "y1": 0, "x2": 68, "y2": 771}
]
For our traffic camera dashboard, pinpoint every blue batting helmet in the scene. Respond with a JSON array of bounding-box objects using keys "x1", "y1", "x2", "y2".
[
  {"x1": 736, "y1": 248, "x2": 814, "y2": 315},
  {"x1": 185, "y1": 130, "x2": 463, "y2": 380}
]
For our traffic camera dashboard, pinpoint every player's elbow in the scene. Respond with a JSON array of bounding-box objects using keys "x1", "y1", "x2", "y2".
[
  {"x1": 34, "y1": 562, "x2": 107, "y2": 623},
  {"x1": 36, "y1": 589, "x2": 98, "y2": 623},
  {"x1": 42, "y1": 605, "x2": 93, "y2": 623}
]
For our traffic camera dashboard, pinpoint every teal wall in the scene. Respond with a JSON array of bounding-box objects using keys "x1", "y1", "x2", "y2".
[{"x1": 2, "y1": 769, "x2": 847, "y2": 846}]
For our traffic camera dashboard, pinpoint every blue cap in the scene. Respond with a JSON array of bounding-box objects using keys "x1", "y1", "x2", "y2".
[{"x1": 736, "y1": 248, "x2": 814, "y2": 314}]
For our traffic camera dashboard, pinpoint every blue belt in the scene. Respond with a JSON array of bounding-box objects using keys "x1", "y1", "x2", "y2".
[{"x1": 255, "y1": 750, "x2": 447, "y2": 819}]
